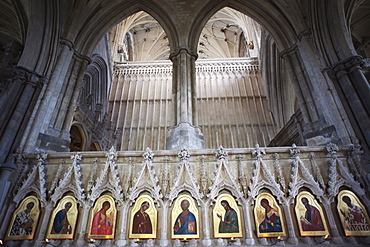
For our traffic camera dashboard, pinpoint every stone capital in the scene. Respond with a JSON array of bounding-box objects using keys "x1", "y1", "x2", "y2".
[
  {"x1": 169, "y1": 47, "x2": 198, "y2": 61},
  {"x1": 332, "y1": 55, "x2": 364, "y2": 79}
]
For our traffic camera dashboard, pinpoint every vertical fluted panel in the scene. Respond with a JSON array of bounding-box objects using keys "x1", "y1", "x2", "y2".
[
  {"x1": 111, "y1": 62, "x2": 172, "y2": 151},
  {"x1": 110, "y1": 58, "x2": 276, "y2": 151},
  {"x1": 196, "y1": 58, "x2": 276, "y2": 149}
]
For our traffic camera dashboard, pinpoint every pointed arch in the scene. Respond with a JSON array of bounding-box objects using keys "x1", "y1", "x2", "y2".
[
  {"x1": 69, "y1": 124, "x2": 88, "y2": 152},
  {"x1": 188, "y1": 0, "x2": 303, "y2": 54},
  {"x1": 71, "y1": 1, "x2": 179, "y2": 57}
]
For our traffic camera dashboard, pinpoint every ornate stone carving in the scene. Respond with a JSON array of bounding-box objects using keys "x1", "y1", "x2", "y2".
[
  {"x1": 208, "y1": 146, "x2": 243, "y2": 202},
  {"x1": 273, "y1": 153, "x2": 286, "y2": 192},
  {"x1": 49, "y1": 159, "x2": 65, "y2": 196},
  {"x1": 178, "y1": 147, "x2": 190, "y2": 161},
  {"x1": 215, "y1": 145, "x2": 228, "y2": 160},
  {"x1": 123, "y1": 157, "x2": 133, "y2": 194},
  {"x1": 13, "y1": 152, "x2": 48, "y2": 206},
  {"x1": 162, "y1": 156, "x2": 170, "y2": 195},
  {"x1": 200, "y1": 155, "x2": 208, "y2": 195},
  {"x1": 88, "y1": 147, "x2": 124, "y2": 205},
  {"x1": 326, "y1": 143, "x2": 364, "y2": 201},
  {"x1": 237, "y1": 154, "x2": 248, "y2": 196},
  {"x1": 308, "y1": 152, "x2": 326, "y2": 190},
  {"x1": 87, "y1": 158, "x2": 98, "y2": 192},
  {"x1": 143, "y1": 147, "x2": 154, "y2": 161},
  {"x1": 347, "y1": 141, "x2": 370, "y2": 188},
  {"x1": 50, "y1": 153, "x2": 85, "y2": 206},
  {"x1": 288, "y1": 144, "x2": 323, "y2": 203},
  {"x1": 127, "y1": 148, "x2": 162, "y2": 203},
  {"x1": 248, "y1": 144, "x2": 284, "y2": 203},
  {"x1": 167, "y1": 148, "x2": 202, "y2": 204},
  {"x1": 11, "y1": 149, "x2": 29, "y2": 195}
]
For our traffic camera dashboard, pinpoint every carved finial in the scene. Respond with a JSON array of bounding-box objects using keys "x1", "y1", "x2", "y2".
[
  {"x1": 106, "y1": 146, "x2": 118, "y2": 162},
  {"x1": 215, "y1": 145, "x2": 228, "y2": 160},
  {"x1": 14, "y1": 148, "x2": 27, "y2": 164},
  {"x1": 143, "y1": 147, "x2": 154, "y2": 161},
  {"x1": 36, "y1": 152, "x2": 48, "y2": 163},
  {"x1": 326, "y1": 142, "x2": 339, "y2": 156},
  {"x1": 290, "y1": 143, "x2": 300, "y2": 157},
  {"x1": 71, "y1": 152, "x2": 82, "y2": 163},
  {"x1": 178, "y1": 148, "x2": 190, "y2": 161},
  {"x1": 252, "y1": 144, "x2": 265, "y2": 158},
  {"x1": 349, "y1": 141, "x2": 363, "y2": 155}
]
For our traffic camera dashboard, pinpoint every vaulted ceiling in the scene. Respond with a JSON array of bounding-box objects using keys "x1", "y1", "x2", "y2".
[{"x1": 109, "y1": 7, "x2": 261, "y2": 62}]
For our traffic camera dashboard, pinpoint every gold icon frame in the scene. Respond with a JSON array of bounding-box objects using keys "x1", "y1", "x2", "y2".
[
  {"x1": 45, "y1": 195, "x2": 78, "y2": 239},
  {"x1": 171, "y1": 194, "x2": 200, "y2": 239},
  {"x1": 5, "y1": 195, "x2": 40, "y2": 241},
  {"x1": 337, "y1": 190, "x2": 370, "y2": 236},
  {"x1": 295, "y1": 191, "x2": 329, "y2": 237},
  {"x1": 254, "y1": 192, "x2": 286, "y2": 238},
  {"x1": 128, "y1": 194, "x2": 157, "y2": 239},
  {"x1": 213, "y1": 193, "x2": 243, "y2": 239},
  {"x1": 87, "y1": 195, "x2": 116, "y2": 239}
]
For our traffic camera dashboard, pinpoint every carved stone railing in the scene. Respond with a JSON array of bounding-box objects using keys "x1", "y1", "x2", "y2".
[
  {"x1": 114, "y1": 58, "x2": 259, "y2": 75},
  {"x1": 3, "y1": 144, "x2": 370, "y2": 246}
]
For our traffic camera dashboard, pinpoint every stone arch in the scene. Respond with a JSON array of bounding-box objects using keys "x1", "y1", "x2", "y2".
[
  {"x1": 83, "y1": 55, "x2": 109, "y2": 111},
  {"x1": 71, "y1": 1, "x2": 179, "y2": 57},
  {"x1": 187, "y1": 0, "x2": 362, "y2": 149},
  {"x1": 89, "y1": 142, "x2": 102, "y2": 151},
  {"x1": 188, "y1": 1, "x2": 303, "y2": 54},
  {"x1": 0, "y1": 0, "x2": 28, "y2": 46},
  {"x1": 69, "y1": 124, "x2": 88, "y2": 152},
  {"x1": 309, "y1": 0, "x2": 357, "y2": 64}
]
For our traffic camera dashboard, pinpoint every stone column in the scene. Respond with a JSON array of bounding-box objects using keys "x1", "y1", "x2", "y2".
[
  {"x1": 321, "y1": 199, "x2": 343, "y2": 244},
  {"x1": 59, "y1": 55, "x2": 90, "y2": 141},
  {"x1": 166, "y1": 48, "x2": 204, "y2": 150},
  {"x1": 201, "y1": 201, "x2": 211, "y2": 246},
  {"x1": 35, "y1": 202, "x2": 53, "y2": 247},
  {"x1": 23, "y1": 40, "x2": 75, "y2": 153},
  {"x1": 242, "y1": 200, "x2": 255, "y2": 245},
  {"x1": 332, "y1": 55, "x2": 370, "y2": 165},
  {"x1": 0, "y1": 68, "x2": 44, "y2": 163},
  {"x1": 76, "y1": 203, "x2": 91, "y2": 247},
  {"x1": 281, "y1": 201, "x2": 299, "y2": 244},
  {"x1": 160, "y1": 201, "x2": 169, "y2": 247},
  {"x1": 116, "y1": 202, "x2": 129, "y2": 247}
]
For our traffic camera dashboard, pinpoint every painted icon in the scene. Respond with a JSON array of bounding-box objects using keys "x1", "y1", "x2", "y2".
[
  {"x1": 337, "y1": 190, "x2": 370, "y2": 236},
  {"x1": 254, "y1": 192, "x2": 286, "y2": 238},
  {"x1": 295, "y1": 191, "x2": 329, "y2": 236},
  {"x1": 171, "y1": 194, "x2": 199, "y2": 239},
  {"x1": 87, "y1": 195, "x2": 116, "y2": 239},
  {"x1": 213, "y1": 193, "x2": 242, "y2": 238},
  {"x1": 129, "y1": 194, "x2": 157, "y2": 239},
  {"x1": 5, "y1": 195, "x2": 40, "y2": 241},
  {"x1": 46, "y1": 195, "x2": 78, "y2": 239}
]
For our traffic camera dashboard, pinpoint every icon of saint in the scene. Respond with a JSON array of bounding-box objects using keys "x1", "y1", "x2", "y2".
[{"x1": 173, "y1": 199, "x2": 196, "y2": 235}]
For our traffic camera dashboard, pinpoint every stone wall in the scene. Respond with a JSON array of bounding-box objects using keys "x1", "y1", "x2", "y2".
[{"x1": 110, "y1": 58, "x2": 276, "y2": 151}]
